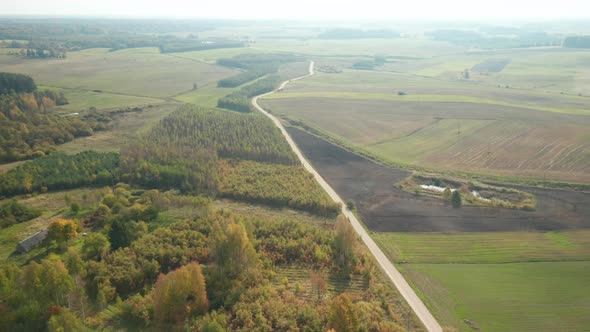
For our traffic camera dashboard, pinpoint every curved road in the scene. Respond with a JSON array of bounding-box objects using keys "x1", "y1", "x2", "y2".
[{"x1": 252, "y1": 62, "x2": 443, "y2": 332}]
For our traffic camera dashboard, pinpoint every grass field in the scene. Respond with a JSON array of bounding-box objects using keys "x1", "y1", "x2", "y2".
[
  {"x1": 400, "y1": 262, "x2": 590, "y2": 331},
  {"x1": 372, "y1": 231, "x2": 590, "y2": 331},
  {"x1": 39, "y1": 86, "x2": 162, "y2": 113},
  {"x1": 0, "y1": 47, "x2": 237, "y2": 99},
  {"x1": 57, "y1": 103, "x2": 178, "y2": 154},
  {"x1": 373, "y1": 231, "x2": 590, "y2": 264}
]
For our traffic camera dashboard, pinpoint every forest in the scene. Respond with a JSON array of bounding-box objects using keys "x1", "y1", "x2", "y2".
[
  {"x1": 1, "y1": 105, "x2": 337, "y2": 216},
  {"x1": 0, "y1": 18, "x2": 245, "y2": 53},
  {"x1": 0, "y1": 73, "x2": 115, "y2": 163},
  {"x1": 0, "y1": 182, "x2": 408, "y2": 331},
  {"x1": 0, "y1": 151, "x2": 119, "y2": 196}
]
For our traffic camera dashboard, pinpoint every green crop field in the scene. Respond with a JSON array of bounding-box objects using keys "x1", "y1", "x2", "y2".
[
  {"x1": 373, "y1": 231, "x2": 590, "y2": 331},
  {"x1": 399, "y1": 262, "x2": 590, "y2": 332},
  {"x1": 373, "y1": 231, "x2": 590, "y2": 264}
]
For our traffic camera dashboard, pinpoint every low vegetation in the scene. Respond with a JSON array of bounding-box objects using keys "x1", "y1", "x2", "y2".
[{"x1": 0, "y1": 200, "x2": 41, "y2": 229}]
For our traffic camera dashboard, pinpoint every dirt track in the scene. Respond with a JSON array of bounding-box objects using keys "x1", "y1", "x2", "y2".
[{"x1": 287, "y1": 127, "x2": 590, "y2": 233}]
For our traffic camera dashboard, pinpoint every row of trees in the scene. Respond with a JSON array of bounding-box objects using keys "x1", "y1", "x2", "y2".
[
  {"x1": 0, "y1": 72, "x2": 37, "y2": 95},
  {"x1": 217, "y1": 74, "x2": 281, "y2": 113},
  {"x1": 563, "y1": 36, "x2": 590, "y2": 48}
]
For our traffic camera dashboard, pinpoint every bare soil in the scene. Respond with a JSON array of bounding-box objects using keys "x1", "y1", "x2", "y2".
[{"x1": 287, "y1": 127, "x2": 590, "y2": 232}]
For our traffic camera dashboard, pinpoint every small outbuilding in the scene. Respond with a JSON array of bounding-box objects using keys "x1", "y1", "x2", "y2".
[{"x1": 16, "y1": 229, "x2": 48, "y2": 254}]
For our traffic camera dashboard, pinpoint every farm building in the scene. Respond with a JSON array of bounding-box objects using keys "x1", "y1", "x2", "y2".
[{"x1": 16, "y1": 229, "x2": 48, "y2": 254}]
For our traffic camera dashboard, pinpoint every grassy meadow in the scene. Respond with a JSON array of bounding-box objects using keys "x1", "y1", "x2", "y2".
[
  {"x1": 372, "y1": 231, "x2": 590, "y2": 331},
  {"x1": 0, "y1": 47, "x2": 237, "y2": 99}
]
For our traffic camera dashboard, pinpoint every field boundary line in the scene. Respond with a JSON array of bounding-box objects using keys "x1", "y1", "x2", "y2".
[{"x1": 252, "y1": 61, "x2": 443, "y2": 332}]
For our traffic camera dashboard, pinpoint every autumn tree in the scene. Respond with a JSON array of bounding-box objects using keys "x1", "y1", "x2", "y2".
[
  {"x1": 22, "y1": 255, "x2": 73, "y2": 308},
  {"x1": 82, "y1": 232, "x2": 110, "y2": 261},
  {"x1": 48, "y1": 218, "x2": 78, "y2": 248},
  {"x1": 47, "y1": 306, "x2": 87, "y2": 332},
  {"x1": 334, "y1": 215, "x2": 357, "y2": 272},
  {"x1": 310, "y1": 271, "x2": 327, "y2": 302},
  {"x1": 209, "y1": 219, "x2": 259, "y2": 308},
  {"x1": 330, "y1": 293, "x2": 359, "y2": 332},
  {"x1": 152, "y1": 262, "x2": 208, "y2": 326}
]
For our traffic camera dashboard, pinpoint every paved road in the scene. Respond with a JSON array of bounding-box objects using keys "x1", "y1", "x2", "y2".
[{"x1": 252, "y1": 61, "x2": 443, "y2": 332}]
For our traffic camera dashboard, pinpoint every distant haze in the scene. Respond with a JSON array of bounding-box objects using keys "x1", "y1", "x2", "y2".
[{"x1": 1, "y1": 0, "x2": 590, "y2": 20}]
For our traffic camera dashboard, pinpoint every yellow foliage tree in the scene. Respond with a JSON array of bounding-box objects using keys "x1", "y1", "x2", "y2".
[
  {"x1": 47, "y1": 218, "x2": 78, "y2": 245},
  {"x1": 152, "y1": 262, "x2": 208, "y2": 326},
  {"x1": 329, "y1": 293, "x2": 359, "y2": 332}
]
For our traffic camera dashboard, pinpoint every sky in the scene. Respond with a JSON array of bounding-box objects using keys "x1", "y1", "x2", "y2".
[{"x1": 1, "y1": 0, "x2": 589, "y2": 20}]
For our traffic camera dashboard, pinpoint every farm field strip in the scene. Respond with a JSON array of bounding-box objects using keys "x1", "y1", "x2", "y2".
[{"x1": 373, "y1": 231, "x2": 590, "y2": 264}]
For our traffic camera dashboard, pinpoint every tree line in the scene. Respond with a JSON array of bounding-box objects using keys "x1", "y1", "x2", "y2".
[
  {"x1": 563, "y1": 36, "x2": 590, "y2": 48},
  {"x1": 217, "y1": 74, "x2": 281, "y2": 113},
  {"x1": 0, "y1": 151, "x2": 119, "y2": 196}
]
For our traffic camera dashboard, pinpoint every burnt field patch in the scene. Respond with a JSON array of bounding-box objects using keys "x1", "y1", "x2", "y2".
[{"x1": 287, "y1": 127, "x2": 590, "y2": 232}]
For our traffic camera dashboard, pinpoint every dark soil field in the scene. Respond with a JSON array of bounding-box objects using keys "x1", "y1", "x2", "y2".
[{"x1": 287, "y1": 127, "x2": 590, "y2": 232}]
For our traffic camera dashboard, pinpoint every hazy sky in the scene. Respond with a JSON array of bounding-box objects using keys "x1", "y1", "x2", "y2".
[{"x1": 1, "y1": 0, "x2": 589, "y2": 20}]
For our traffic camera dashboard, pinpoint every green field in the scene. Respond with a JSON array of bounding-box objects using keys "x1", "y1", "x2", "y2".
[
  {"x1": 39, "y1": 86, "x2": 162, "y2": 113},
  {"x1": 373, "y1": 231, "x2": 590, "y2": 264},
  {"x1": 400, "y1": 262, "x2": 590, "y2": 331},
  {"x1": 372, "y1": 231, "x2": 590, "y2": 331}
]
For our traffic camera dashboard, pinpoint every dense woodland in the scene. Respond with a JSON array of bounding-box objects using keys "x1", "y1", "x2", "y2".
[
  {"x1": 0, "y1": 19, "x2": 245, "y2": 53},
  {"x1": 563, "y1": 35, "x2": 590, "y2": 48},
  {"x1": 0, "y1": 182, "x2": 409, "y2": 331},
  {"x1": 0, "y1": 105, "x2": 338, "y2": 217},
  {"x1": 218, "y1": 160, "x2": 340, "y2": 217},
  {"x1": 0, "y1": 151, "x2": 119, "y2": 196},
  {"x1": 0, "y1": 73, "x2": 114, "y2": 163}
]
